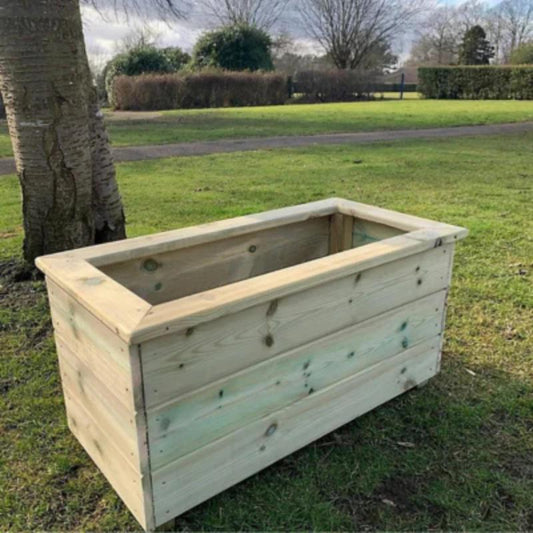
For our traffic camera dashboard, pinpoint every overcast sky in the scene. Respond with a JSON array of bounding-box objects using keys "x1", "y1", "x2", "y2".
[{"x1": 81, "y1": 0, "x2": 495, "y2": 69}]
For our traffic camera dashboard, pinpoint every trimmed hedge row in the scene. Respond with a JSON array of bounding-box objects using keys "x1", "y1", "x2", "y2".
[
  {"x1": 112, "y1": 71, "x2": 287, "y2": 110},
  {"x1": 418, "y1": 66, "x2": 533, "y2": 100}
]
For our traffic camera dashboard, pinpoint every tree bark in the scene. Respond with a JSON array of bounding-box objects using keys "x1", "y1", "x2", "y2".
[
  {"x1": 0, "y1": 0, "x2": 126, "y2": 264},
  {"x1": 87, "y1": 85, "x2": 126, "y2": 244}
]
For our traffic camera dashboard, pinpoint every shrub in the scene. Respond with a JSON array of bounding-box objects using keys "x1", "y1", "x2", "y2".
[
  {"x1": 192, "y1": 25, "x2": 273, "y2": 71},
  {"x1": 162, "y1": 47, "x2": 191, "y2": 71},
  {"x1": 418, "y1": 66, "x2": 533, "y2": 99},
  {"x1": 104, "y1": 45, "x2": 189, "y2": 106},
  {"x1": 293, "y1": 70, "x2": 376, "y2": 102},
  {"x1": 112, "y1": 70, "x2": 287, "y2": 110}
]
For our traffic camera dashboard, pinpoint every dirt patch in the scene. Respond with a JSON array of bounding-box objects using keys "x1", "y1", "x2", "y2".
[{"x1": 0, "y1": 259, "x2": 51, "y2": 344}]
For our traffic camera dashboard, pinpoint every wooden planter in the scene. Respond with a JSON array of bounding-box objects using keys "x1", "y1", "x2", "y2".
[{"x1": 36, "y1": 198, "x2": 467, "y2": 530}]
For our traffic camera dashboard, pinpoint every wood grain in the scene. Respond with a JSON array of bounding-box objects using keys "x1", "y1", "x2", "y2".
[
  {"x1": 147, "y1": 291, "x2": 446, "y2": 469},
  {"x1": 101, "y1": 218, "x2": 330, "y2": 305},
  {"x1": 142, "y1": 245, "x2": 452, "y2": 408},
  {"x1": 151, "y1": 337, "x2": 441, "y2": 524}
]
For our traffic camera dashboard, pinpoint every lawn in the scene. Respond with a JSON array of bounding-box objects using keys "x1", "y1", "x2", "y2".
[
  {"x1": 1, "y1": 99, "x2": 533, "y2": 157},
  {"x1": 0, "y1": 133, "x2": 532, "y2": 531}
]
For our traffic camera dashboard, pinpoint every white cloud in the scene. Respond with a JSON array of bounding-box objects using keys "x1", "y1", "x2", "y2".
[{"x1": 82, "y1": 5, "x2": 203, "y2": 63}]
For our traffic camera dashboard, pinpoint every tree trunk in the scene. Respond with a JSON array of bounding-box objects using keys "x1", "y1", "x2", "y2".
[
  {"x1": 87, "y1": 85, "x2": 126, "y2": 244},
  {"x1": 0, "y1": 0, "x2": 126, "y2": 264}
]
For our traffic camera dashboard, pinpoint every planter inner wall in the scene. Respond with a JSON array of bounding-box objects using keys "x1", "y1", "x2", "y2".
[{"x1": 99, "y1": 215, "x2": 405, "y2": 304}]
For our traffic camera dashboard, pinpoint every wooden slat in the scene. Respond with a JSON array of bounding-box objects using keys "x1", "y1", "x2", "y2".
[
  {"x1": 147, "y1": 290, "x2": 446, "y2": 469},
  {"x1": 47, "y1": 280, "x2": 135, "y2": 410},
  {"x1": 329, "y1": 213, "x2": 343, "y2": 254},
  {"x1": 141, "y1": 245, "x2": 452, "y2": 408},
  {"x1": 342, "y1": 214, "x2": 354, "y2": 250},
  {"x1": 337, "y1": 198, "x2": 468, "y2": 238},
  {"x1": 133, "y1": 233, "x2": 451, "y2": 343},
  {"x1": 37, "y1": 260, "x2": 151, "y2": 343},
  {"x1": 101, "y1": 218, "x2": 330, "y2": 305},
  {"x1": 62, "y1": 390, "x2": 146, "y2": 527},
  {"x1": 329, "y1": 214, "x2": 354, "y2": 254},
  {"x1": 38, "y1": 199, "x2": 340, "y2": 267},
  {"x1": 56, "y1": 337, "x2": 140, "y2": 469},
  {"x1": 151, "y1": 337, "x2": 441, "y2": 525}
]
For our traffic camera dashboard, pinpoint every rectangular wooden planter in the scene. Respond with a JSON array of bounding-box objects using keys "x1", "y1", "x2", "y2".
[{"x1": 36, "y1": 198, "x2": 467, "y2": 530}]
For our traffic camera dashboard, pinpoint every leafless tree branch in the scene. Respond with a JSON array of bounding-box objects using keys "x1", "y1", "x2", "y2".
[
  {"x1": 196, "y1": 0, "x2": 289, "y2": 30},
  {"x1": 298, "y1": 0, "x2": 429, "y2": 69},
  {"x1": 82, "y1": 0, "x2": 189, "y2": 19}
]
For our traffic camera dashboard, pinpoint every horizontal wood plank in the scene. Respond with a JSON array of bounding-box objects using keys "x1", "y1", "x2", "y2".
[
  {"x1": 58, "y1": 199, "x2": 340, "y2": 267},
  {"x1": 132, "y1": 233, "x2": 458, "y2": 343},
  {"x1": 151, "y1": 337, "x2": 441, "y2": 524},
  {"x1": 101, "y1": 218, "x2": 330, "y2": 305},
  {"x1": 62, "y1": 390, "x2": 146, "y2": 527},
  {"x1": 47, "y1": 280, "x2": 135, "y2": 410},
  {"x1": 56, "y1": 337, "x2": 141, "y2": 471},
  {"x1": 142, "y1": 245, "x2": 452, "y2": 408},
  {"x1": 148, "y1": 290, "x2": 445, "y2": 469}
]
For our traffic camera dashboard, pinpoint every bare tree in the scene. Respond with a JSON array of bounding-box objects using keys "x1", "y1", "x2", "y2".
[
  {"x1": 197, "y1": 0, "x2": 289, "y2": 30},
  {"x1": 298, "y1": 0, "x2": 428, "y2": 70},
  {"x1": 454, "y1": 0, "x2": 489, "y2": 33},
  {"x1": 497, "y1": 0, "x2": 533, "y2": 56},
  {"x1": 0, "y1": 0, "x2": 185, "y2": 264},
  {"x1": 115, "y1": 24, "x2": 163, "y2": 53},
  {"x1": 412, "y1": 6, "x2": 459, "y2": 64}
]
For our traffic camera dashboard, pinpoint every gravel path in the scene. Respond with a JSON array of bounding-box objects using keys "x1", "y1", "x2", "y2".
[{"x1": 1, "y1": 121, "x2": 531, "y2": 176}]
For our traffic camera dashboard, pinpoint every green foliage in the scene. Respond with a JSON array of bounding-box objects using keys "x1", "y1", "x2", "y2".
[
  {"x1": 192, "y1": 25, "x2": 274, "y2": 71},
  {"x1": 103, "y1": 45, "x2": 189, "y2": 105},
  {"x1": 509, "y1": 42, "x2": 533, "y2": 65},
  {"x1": 112, "y1": 71, "x2": 287, "y2": 110},
  {"x1": 459, "y1": 26, "x2": 494, "y2": 65},
  {"x1": 161, "y1": 47, "x2": 191, "y2": 71},
  {"x1": 418, "y1": 66, "x2": 533, "y2": 99}
]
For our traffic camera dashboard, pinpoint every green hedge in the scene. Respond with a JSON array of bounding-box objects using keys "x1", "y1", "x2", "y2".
[
  {"x1": 112, "y1": 70, "x2": 287, "y2": 110},
  {"x1": 418, "y1": 66, "x2": 533, "y2": 100}
]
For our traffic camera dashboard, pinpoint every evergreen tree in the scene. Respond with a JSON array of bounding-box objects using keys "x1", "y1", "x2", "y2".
[
  {"x1": 459, "y1": 26, "x2": 495, "y2": 65},
  {"x1": 192, "y1": 25, "x2": 274, "y2": 71}
]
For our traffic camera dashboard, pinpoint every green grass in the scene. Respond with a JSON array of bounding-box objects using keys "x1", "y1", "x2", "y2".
[
  {"x1": 1, "y1": 99, "x2": 533, "y2": 157},
  {"x1": 1, "y1": 133, "x2": 532, "y2": 530}
]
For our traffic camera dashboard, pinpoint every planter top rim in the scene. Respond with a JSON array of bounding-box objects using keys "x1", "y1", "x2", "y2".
[{"x1": 36, "y1": 197, "x2": 467, "y2": 344}]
